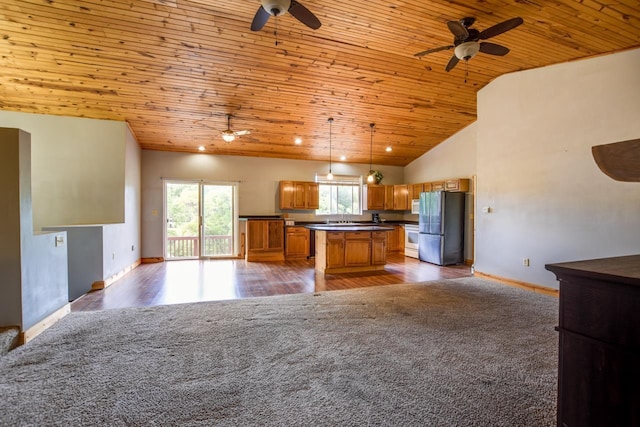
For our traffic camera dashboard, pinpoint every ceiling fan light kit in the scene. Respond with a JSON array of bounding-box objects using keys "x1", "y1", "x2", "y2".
[
  {"x1": 221, "y1": 114, "x2": 250, "y2": 143},
  {"x1": 454, "y1": 42, "x2": 480, "y2": 61},
  {"x1": 414, "y1": 16, "x2": 523, "y2": 72},
  {"x1": 251, "y1": 0, "x2": 321, "y2": 32}
]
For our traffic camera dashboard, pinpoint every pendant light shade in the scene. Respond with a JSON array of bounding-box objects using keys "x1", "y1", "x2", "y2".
[
  {"x1": 327, "y1": 117, "x2": 334, "y2": 180},
  {"x1": 367, "y1": 123, "x2": 375, "y2": 183}
]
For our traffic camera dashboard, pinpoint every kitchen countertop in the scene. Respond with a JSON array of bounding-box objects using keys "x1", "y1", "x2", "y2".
[{"x1": 304, "y1": 224, "x2": 395, "y2": 232}]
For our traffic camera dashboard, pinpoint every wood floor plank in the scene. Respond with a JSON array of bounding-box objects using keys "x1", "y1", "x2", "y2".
[{"x1": 71, "y1": 254, "x2": 472, "y2": 311}]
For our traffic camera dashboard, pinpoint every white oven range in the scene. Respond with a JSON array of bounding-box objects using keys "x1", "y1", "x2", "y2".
[{"x1": 404, "y1": 223, "x2": 419, "y2": 259}]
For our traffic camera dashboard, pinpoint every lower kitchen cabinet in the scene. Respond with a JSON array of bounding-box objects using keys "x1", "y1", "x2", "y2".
[
  {"x1": 386, "y1": 225, "x2": 404, "y2": 253},
  {"x1": 245, "y1": 219, "x2": 285, "y2": 261},
  {"x1": 371, "y1": 231, "x2": 387, "y2": 265},
  {"x1": 285, "y1": 226, "x2": 310, "y2": 259},
  {"x1": 344, "y1": 232, "x2": 371, "y2": 267},
  {"x1": 313, "y1": 228, "x2": 391, "y2": 274}
]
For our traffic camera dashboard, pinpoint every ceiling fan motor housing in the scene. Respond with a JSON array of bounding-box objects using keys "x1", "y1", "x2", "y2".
[
  {"x1": 454, "y1": 41, "x2": 480, "y2": 60},
  {"x1": 261, "y1": 0, "x2": 291, "y2": 16}
]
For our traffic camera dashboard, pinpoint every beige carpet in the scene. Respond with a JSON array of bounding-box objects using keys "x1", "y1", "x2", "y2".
[{"x1": 0, "y1": 277, "x2": 558, "y2": 426}]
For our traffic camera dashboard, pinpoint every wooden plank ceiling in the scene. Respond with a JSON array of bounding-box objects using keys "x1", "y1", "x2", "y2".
[{"x1": 1, "y1": 0, "x2": 639, "y2": 166}]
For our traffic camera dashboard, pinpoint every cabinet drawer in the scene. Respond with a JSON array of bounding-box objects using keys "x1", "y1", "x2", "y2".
[
  {"x1": 327, "y1": 232, "x2": 344, "y2": 240},
  {"x1": 346, "y1": 231, "x2": 371, "y2": 240},
  {"x1": 372, "y1": 231, "x2": 387, "y2": 239}
]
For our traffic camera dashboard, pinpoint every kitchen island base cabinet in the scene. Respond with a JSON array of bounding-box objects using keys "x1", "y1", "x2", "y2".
[
  {"x1": 245, "y1": 219, "x2": 285, "y2": 262},
  {"x1": 314, "y1": 229, "x2": 388, "y2": 275}
]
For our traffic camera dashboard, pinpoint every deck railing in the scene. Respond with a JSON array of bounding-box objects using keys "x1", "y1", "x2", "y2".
[{"x1": 167, "y1": 235, "x2": 232, "y2": 258}]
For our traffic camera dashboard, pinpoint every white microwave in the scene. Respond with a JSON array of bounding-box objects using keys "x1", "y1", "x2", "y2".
[{"x1": 411, "y1": 199, "x2": 420, "y2": 214}]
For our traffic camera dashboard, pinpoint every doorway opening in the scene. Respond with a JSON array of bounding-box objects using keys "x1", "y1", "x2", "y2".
[{"x1": 164, "y1": 180, "x2": 238, "y2": 260}]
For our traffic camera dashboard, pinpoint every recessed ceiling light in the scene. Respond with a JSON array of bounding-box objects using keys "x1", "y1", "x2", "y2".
[
  {"x1": 294, "y1": 137, "x2": 302, "y2": 145},
  {"x1": 340, "y1": 155, "x2": 346, "y2": 161},
  {"x1": 198, "y1": 146, "x2": 205, "y2": 151},
  {"x1": 385, "y1": 146, "x2": 392, "y2": 152}
]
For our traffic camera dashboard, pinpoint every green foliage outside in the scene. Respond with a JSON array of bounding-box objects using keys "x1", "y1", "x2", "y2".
[
  {"x1": 317, "y1": 184, "x2": 360, "y2": 215},
  {"x1": 166, "y1": 183, "x2": 233, "y2": 256}
]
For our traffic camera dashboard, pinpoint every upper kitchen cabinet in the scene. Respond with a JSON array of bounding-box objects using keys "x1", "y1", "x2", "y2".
[
  {"x1": 279, "y1": 181, "x2": 319, "y2": 210},
  {"x1": 393, "y1": 185, "x2": 409, "y2": 211},
  {"x1": 363, "y1": 184, "x2": 385, "y2": 210},
  {"x1": 384, "y1": 185, "x2": 395, "y2": 210}
]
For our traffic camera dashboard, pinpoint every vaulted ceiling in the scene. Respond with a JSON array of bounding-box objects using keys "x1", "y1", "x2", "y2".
[{"x1": 1, "y1": 0, "x2": 639, "y2": 166}]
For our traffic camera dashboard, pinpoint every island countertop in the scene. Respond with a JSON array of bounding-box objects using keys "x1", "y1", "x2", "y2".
[{"x1": 304, "y1": 224, "x2": 394, "y2": 232}]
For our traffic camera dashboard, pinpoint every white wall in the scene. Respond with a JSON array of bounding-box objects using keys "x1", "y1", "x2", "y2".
[
  {"x1": 0, "y1": 111, "x2": 126, "y2": 231},
  {"x1": 404, "y1": 123, "x2": 477, "y2": 262},
  {"x1": 141, "y1": 150, "x2": 405, "y2": 258},
  {"x1": 103, "y1": 127, "x2": 141, "y2": 278},
  {"x1": 475, "y1": 48, "x2": 640, "y2": 288}
]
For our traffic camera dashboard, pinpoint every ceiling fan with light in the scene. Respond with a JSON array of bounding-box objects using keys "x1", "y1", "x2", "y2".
[
  {"x1": 250, "y1": 0, "x2": 321, "y2": 31},
  {"x1": 221, "y1": 114, "x2": 250, "y2": 143},
  {"x1": 414, "y1": 17, "x2": 523, "y2": 72}
]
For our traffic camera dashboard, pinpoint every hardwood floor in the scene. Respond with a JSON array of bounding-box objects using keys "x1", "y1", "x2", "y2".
[{"x1": 71, "y1": 254, "x2": 472, "y2": 312}]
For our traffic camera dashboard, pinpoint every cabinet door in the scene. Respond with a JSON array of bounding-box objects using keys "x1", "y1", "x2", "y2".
[
  {"x1": 371, "y1": 232, "x2": 387, "y2": 265},
  {"x1": 344, "y1": 240, "x2": 371, "y2": 266},
  {"x1": 326, "y1": 239, "x2": 345, "y2": 268},
  {"x1": 279, "y1": 181, "x2": 295, "y2": 209},
  {"x1": 410, "y1": 184, "x2": 423, "y2": 200},
  {"x1": 247, "y1": 221, "x2": 266, "y2": 251},
  {"x1": 366, "y1": 185, "x2": 385, "y2": 210},
  {"x1": 305, "y1": 182, "x2": 319, "y2": 209},
  {"x1": 393, "y1": 184, "x2": 409, "y2": 210},
  {"x1": 266, "y1": 220, "x2": 284, "y2": 250},
  {"x1": 292, "y1": 182, "x2": 307, "y2": 209},
  {"x1": 431, "y1": 181, "x2": 445, "y2": 191},
  {"x1": 422, "y1": 182, "x2": 432, "y2": 192},
  {"x1": 386, "y1": 226, "x2": 399, "y2": 253},
  {"x1": 285, "y1": 228, "x2": 309, "y2": 258},
  {"x1": 384, "y1": 185, "x2": 394, "y2": 210}
]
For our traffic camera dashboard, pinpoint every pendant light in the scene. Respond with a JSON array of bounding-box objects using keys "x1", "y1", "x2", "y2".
[
  {"x1": 327, "y1": 117, "x2": 334, "y2": 180},
  {"x1": 367, "y1": 123, "x2": 375, "y2": 183}
]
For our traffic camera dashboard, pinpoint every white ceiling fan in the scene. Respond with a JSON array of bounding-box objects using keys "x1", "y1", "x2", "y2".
[{"x1": 221, "y1": 114, "x2": 250, "y2": 143}]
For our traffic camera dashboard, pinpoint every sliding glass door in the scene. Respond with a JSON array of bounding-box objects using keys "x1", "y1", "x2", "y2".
[{"x1": 165, "y1": 180, "x2": 237, "y2": 260}]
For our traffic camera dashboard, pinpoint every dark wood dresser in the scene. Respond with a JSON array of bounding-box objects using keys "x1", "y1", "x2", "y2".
[{"x1": 546, "y1": 255, "x2": 640, "y2": 427}]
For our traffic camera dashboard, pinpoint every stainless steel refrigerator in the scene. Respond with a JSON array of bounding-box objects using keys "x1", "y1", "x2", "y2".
[{"x1": 418, "y1": 191, "x2": 465, "y2": 266}]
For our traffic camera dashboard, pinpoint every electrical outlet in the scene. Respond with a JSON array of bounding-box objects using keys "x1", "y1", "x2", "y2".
[{"x1": 523, "y1": 258, "x2": 530, "y2": 267}]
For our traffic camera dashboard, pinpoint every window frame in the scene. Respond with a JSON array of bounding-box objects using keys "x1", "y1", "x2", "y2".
[{"x1": 315, "y1": 174, "x2": 363, "y2": 216}]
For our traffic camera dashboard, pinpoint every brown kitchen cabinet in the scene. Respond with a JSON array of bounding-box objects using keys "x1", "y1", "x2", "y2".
[
  {"x1": 364, "y1": 184, "x2": 385, "y2": 210},
  {"x1": 285, "y1": 226, "x2": 310, "y2": 259},
  {"x1": 371, "y1": 231, "x2": 387, "y2": 265},
  {"x1": 245, "y1": 219, "x2": 285, "y2": 261},
  {"x1": 393, "y1": 184, "x2": 409, "y2": 210},
  {"x1": 279, "y1": 181, "x2": 319, "y2": 210},
  {"x1": 384, "y1": 185, "x2": 394, "y2": 210},
  {"x1": 386, "y1": 225, "x2": 404, "y2": 253},
  {"x1": 344, "y1": 231, "x2": 372, "y2": 267},
  {"x1": 326, "y1": 232, "x2": 345, "y2": 268}
]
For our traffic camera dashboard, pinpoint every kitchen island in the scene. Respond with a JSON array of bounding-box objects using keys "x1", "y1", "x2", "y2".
[{"x1": 306, "y1": 224, "x2": 394, "y2": 275}]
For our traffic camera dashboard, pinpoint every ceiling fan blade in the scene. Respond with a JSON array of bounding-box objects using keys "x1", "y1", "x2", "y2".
[
  {"x1": 445, "y1": 54, "x2": 459, "y2": 72},
  {"x1": 414, "y1": 45, "x2": 454, "y2": 57},
  {"x1": 479, "y1": 42, "x2": 510, "y2": 56},
  {"x1": 234, "y1": 130, "x2": 251, "y2": 136},
  {"x1": 447, "y1": 20, "x2": 468, "y2": 40},
  {"x1": 288, "y1": 0, "x2": 321, "y2": 29},
  {"x1": 478, "y1": 17, "x2": 523, "y2": 39},
  {"x1": 250, "y1": 6, "x2": 271, "y2": 31}
]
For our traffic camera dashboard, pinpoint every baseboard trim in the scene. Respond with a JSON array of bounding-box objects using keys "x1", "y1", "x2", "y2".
[
  {"x1": 474, "y1": 271, "x2": 559, "y2": 297},
  {"x1": 141, "y1": 257, "x2": 165, "y2": 264},
  {"x1": 91, "y1": 259, "x2": 142, "y2": 291},
  {"x1": 20, "y1": 303, "x2": 70, "y2": 345}
]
